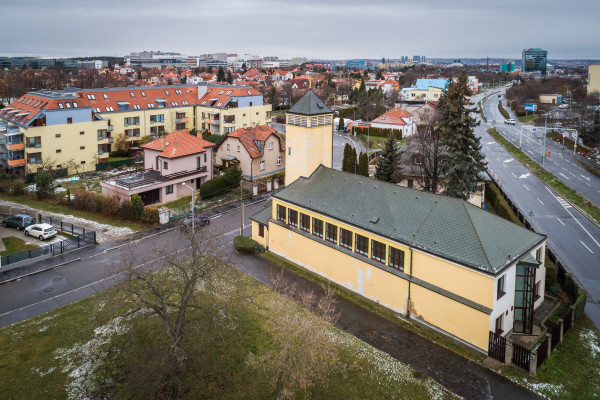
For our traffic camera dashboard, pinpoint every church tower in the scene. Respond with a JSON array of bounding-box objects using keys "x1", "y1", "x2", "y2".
[{"x1": 284, "y1": 91, "x2": 334, "y2": 186}]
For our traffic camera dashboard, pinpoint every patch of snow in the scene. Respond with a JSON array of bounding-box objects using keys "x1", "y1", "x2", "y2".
[
  {"x1": 580, "y1": 328, "x2": 600, "y2": 358},
  {"x1": 55, "y1": 187, "x2": 66, "y2": 193},
  {"x1": 55, "y1": 177, "x2": 80, "y2": 183},
  {"x1": 31, "y1": 366, "x2": 56, "y2": 377}
]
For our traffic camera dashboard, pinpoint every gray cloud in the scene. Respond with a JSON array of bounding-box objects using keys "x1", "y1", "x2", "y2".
[{"x1": 1, "y1": 0, "x2": 599, "y2": 59}]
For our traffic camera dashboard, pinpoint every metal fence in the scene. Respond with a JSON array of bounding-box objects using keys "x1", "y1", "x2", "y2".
[
  {"x1": 536, "y1": 336, "x2": 549, "y2": 368},
  {"x1": 1, "y1": 216, "x2": 96, "y2": 267},
  {"x1": 488, "y1": 331, "x2": 506, "y2": 363},
  {"x1": 512, "y1": 342, "x2": 531, "y2": 371}
]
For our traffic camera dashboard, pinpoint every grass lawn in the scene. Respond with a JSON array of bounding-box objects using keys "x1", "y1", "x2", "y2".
[
  {"x1": 487, "y1": 128, "x2": 600, "y2": 225},
  {"x1": 0, "y1": 236, "x2": 38, "y2": 256},
  {"x1": 0, "y1": 194, "x2": 149, "y2": 232},
  {"x1": 502, "y1": 316, "x2": 600, "y2": 400},
  {"x1": 517, "y1": 114, "x2": 537, "y2": 124},
  {"x1": 0, "y1": 264, "x2": 459, "y2": 400},
  {"x1": 107, "y1": 156, "x2": 131, "y2": 162},
  {"x1": 365, "y1": 136, "x2": 406, "y2": 151},
  {"x1": 164, "y1": 195, "x2": 193, "y2": 211}
]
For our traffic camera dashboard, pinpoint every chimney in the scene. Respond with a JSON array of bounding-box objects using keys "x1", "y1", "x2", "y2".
[{"x1": 161, "y1": 136, "x2": 166, "y2": 149}]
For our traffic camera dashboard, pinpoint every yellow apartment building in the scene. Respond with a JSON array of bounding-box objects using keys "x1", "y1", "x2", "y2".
[{"x1": 0, "y1": 83, "x2": 271, "y2": 175}]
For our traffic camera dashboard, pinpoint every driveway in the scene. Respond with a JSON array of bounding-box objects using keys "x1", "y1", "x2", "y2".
[{"x1": 333, "y1": 131, "x2": 367, "y2": 170}]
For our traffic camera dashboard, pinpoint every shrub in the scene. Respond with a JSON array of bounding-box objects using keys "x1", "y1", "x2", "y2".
[
  {"x1": 118, "y1": 203, "x2": 136, "y2": 220},
  {"x1": 0, "y1": 179, "x2": 12, "y2": 193},
  {"x1": 101, "y1": 196, "x2": 120, "y2": 216},
  {"x1": 130, "y1": 194, "x2": 144, "y2": 220},
  {"x1": 72, "y1": 190, "x2": 95, "y2": 211},
  {"x1": 34, "y1": 171, "x2": 55, "y2": 199},
  {"x1": 205, "y1": 134, "x2": 226, "y2": 146},
  {"x1": 11, "y1": 181, "x2": 25, "y2": 196},
  {"x1": 233, "y1": 235, "x2": 265, "y2": 254},
  {"x1": 200, "y1": 177, "x2": 227, "y2": 199},
  {"x1": 222, "y1": 165, "x2": 242, "y2": 189},
  {"x1": 140, "y1": 207, "x2": 159, "y2": 224},
  {"x1": 573, "y1": 289, "x2": 587, "y2": 319}
]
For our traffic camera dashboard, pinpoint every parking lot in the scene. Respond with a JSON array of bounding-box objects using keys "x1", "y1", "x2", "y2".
[{"x1": 0, "y1": 224, "x2": 69, "y2": 253}]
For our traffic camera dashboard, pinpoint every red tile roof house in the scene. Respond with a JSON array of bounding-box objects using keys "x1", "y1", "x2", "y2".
[
  {"x1": 100, "y1": 130, "x2": 214, "y2": 205},
  {"x1": 370, "y1": 108, "x2": 416, "y2": 137},
  {"x1": 215, "y1": 125, "x2": 285, "y2": 181}
]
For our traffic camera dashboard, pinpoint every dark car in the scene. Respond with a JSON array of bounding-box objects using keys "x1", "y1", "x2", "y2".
[
  {"x1": 2, "y1": 214, "x2": 35, "y2": 231},
  {"x1": 182, "y1": 215, "x2": 210, "y2": 229}
]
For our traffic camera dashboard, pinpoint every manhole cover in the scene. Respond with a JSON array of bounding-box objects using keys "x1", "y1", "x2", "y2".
[{"x1": 44, "y1": 287, "x2": 53, "y2": 293}]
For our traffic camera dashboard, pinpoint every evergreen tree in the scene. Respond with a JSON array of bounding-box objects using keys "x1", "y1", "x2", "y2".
[
  {"x1": 438, "y1": 73, "x2": 486, "y2": 200},
  {"x1": 338, "y1": 117, "x2": 345, "y2": 132},
  {"x1": 241, "y1": 62, "x2": 247, "y2": 72},
  {"x1": 359, "y1": 78, "x2": 366, "y2": 93},
  {"x1": 374, "y1": 133, "x2": 401, "y2": 182},
  {"x1": 227, "y1": 71, "x2": 233, "y2": 84},
  {"x1": 342, "y1": 143, "x2": 352, "y2": 172},
  {"x1": 351, "y1": 147, "x2": 357, "y2": 173},
  {"x1": 130, "y1": 194, "x2": 145, "y2": 220},
  {"x1": 217, "y1": 67, "x2": 226, "y2": 82},
  {"x1": 357, "y1": 152, "x2": 369, "y2": 176},
  {"x1": 207, "y1": 66, "x2": 213, "y2": 74},
  {"x1": 35, "y1": 171, "x2": 54, "y2": 200}
]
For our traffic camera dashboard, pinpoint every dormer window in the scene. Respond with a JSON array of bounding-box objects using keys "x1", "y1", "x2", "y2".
[
  {"x1": 141, "y1": 91, "x2": 146, "y2": 97},
  {"x1": 58, "y1": 103, "x2": 64, "y2": 108},
  {"x1": 87, "y1": 94, "x2": 96, "y2": 100},
  {"x1": 226, "y1": 90, "x2": 232, "y2": 95},
  {"x1": 103, "y1": 94, "x2": 108, "y2": 99},
  {"x1": 73, "y1": 102, "x2": 78, "y2": 107},
  {"x1": 130, "y1": 92, "x2": 135, "y2": 98},
  {"x1": 219, "y1": 90, "x2": 225, "y2": 95},
  {"x1": 164, "y1": 90, "x2": 170, "y2": 95}
]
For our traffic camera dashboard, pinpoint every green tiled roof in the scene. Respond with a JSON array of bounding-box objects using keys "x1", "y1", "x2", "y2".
[
  {"x1": 271, "y1": 166, "x2": 545, "y2": 275},
  {"x1": 287, "y1": 90, "x2": 332, "y2": 116},
  {"x1": 250, "y1": 201, "x2": 272, "y2": 225}
]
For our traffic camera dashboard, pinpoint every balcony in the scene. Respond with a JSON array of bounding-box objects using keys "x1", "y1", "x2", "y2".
[
  {"x1": 108, "y1": 125, "x2": 114, "y2": 131},
  {"x1": 176, "y1": 117, "x2": 189, "y2": 123},
  {"x1": 8, "y1": 158, "x2": 25, "y2": 167},
  {"x1": 108, "y1": 137, "x2": 114, "y2": 144},
  {"x1": 7, "y1": 143, "x2": 24, "y2": 151},
  {"x1": 207, "y1": 119, "x2": 220, "y2": 125}
]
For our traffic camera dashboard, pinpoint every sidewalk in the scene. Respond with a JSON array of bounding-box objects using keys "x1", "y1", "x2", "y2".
[{"x1": 230, "y1": 252, "x2": 542, "y2": 400}]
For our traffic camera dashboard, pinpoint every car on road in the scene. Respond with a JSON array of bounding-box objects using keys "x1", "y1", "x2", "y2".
[
  {"x1": 504, "y1": 119, "x2": 516, "y2": 125},
  {"x1": 182, "y1": 215, "x2": 210, "y2": 229},
  {"x1": 558, "y1": 104, "x2": 569, "y2": 109},
  {"x1": 2, "y1": 214, "x2": 35, "y2": 231},
  {"x1": 24, "y1": 223, "x2": 57, "y2": 240}
]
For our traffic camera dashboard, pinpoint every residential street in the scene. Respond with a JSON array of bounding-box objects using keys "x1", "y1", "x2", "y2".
[
  {"x1": 332, "y1": 130, "x2": 367, "y2": 170},
  {"x1": 473, "y1": 91, "x2": 600, "y2": 329}
]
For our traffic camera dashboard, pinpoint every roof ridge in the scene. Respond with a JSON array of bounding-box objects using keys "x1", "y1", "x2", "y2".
[{"x1": 463, "y1": 203, "x2": 494, "y2": 271}]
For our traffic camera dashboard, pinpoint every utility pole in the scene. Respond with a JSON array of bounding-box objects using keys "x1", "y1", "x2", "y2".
[{"x1": 240, "y1": 179, "x2": 244, "y2": 236}]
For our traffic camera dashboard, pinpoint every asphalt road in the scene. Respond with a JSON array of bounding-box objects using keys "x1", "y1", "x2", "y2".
[
  {"x1": 0, "y1": 199, "x2": 269, "y2": 328},
  {"x1": 473, "y1": 91, "x2": 600, "y2": 329},
  {"x1": 332, "y1": 130, "x2": 367, "y2": 170},
  {"x1": 485, "y1": 89, "x2": 600, "y2": 208}
]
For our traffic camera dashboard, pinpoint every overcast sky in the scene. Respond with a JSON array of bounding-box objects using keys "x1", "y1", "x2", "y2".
[{"x1": 2, "y1": 0, "x2": 599, "y2": 60}]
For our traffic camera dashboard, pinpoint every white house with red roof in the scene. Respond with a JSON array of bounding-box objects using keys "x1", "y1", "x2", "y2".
[
  {"x1": 100, "y1": 130, "x2": 214, "y2": 205},
  {"x1": 370, "y1": 108, "x2": 416, "y2": 137}
]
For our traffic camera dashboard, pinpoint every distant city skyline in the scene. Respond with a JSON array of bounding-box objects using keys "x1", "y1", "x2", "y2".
[{"x1": 1, "y1": 0, "x2": 599, "y2": 60}]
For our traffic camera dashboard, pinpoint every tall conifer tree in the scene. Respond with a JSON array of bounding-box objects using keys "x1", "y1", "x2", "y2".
[
  {"x1": 438, "y1": 73, "x2": 486, "y2": 200},
  {"x1": 357, "y1": 152, "x2": 369, "y2": 176},
  {"x1": 374, "y1": 133, "x2": 401, "y2": 182}
]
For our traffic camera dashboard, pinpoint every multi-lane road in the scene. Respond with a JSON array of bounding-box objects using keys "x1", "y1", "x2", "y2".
[
  {"x1": 485, "y1": 88, "x2": 600, "y2": 207},
  {"x1": 473, "y1": 91, "x2": 600, "y2": 327}
]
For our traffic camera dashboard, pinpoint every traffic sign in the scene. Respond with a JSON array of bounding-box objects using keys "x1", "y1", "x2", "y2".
[
  {"x1": 545, "y1": 150, "x2": 551, "y2": 158},
  {"x1": 524, "y1": 104, "x2": 537, "y2": 111},
  {"x1": 532, "y1": 128, "x2": 537, "y2": 132},
  {"x1": 561, "y1": 129, "x2": 565, "y2": 133}
]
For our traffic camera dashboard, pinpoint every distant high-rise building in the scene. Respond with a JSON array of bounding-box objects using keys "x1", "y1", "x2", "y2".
[
  {"x1": 499, "y1": 60, "x2": 515, "y2": 72},
  {"x1": 413, "y1": 55, "x2": 421, "y2": 63},
  {"x1": 522, "y1": 48, "x2": 548, "y2": 74}
]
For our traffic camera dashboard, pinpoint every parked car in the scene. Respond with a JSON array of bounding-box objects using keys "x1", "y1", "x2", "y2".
[
  {"x1": 558, "y1": 104, "x2": 569, "y2": 109},
  {"x1": 24, "y1": 223, "x2": 57, "y2": 240},
  {"x1": 504, "y1": 119, "x2": 516, "y2": 125},
  {"x1": 2, "y1": 214, "x2": 35, "y2": 231},
  {"x1": 182, "y1": 215, "x2": 210, "y2": 229}
]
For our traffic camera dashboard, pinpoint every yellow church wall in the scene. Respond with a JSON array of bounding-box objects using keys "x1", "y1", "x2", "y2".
[
  {"x1": 268, "y1": 221, "x2": 410, "y2": 314},
  {"x1": 410, "y1": 284, "x2": 490, "y2": 351},
  {"x1": 412, "y1": 251, "x2": 495, "y2": 309}
]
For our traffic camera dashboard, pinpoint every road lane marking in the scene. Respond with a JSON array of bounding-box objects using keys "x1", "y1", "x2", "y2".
[
  {"x1": 522, "y1": 184, "x2": 530, "y2": 191},
  {"x1": 556, "y1": 218, "x2": 565, "y2": 226},
  {"x1": 581, "y1": 241, "x2": 594, "y2": 254},
  {"x1": 537, "y1": 198, "x2": 544, "y2": 205},
  {"x1": 511, "y1": 173, "x2": 517, "y2": 178},
  {"x1": 527, "y1": 150, "x2": 534, "y2": 155},
  {"x1": 559, "y1": 173, "x2": 570, "y2": 180}
]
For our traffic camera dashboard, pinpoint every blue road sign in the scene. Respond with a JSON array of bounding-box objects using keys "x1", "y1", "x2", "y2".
[{"x1": 532, "y1": 128, "x2": 537, "y2": 132}]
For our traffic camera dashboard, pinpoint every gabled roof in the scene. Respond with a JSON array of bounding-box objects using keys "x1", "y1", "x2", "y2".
[
  {"x1": 271, "y1": 166, "x2": 545, "y2": 275},
  {"x1": 371, "y1": 108, "x2": 413, "y2": 125},
  {"x1": 287, "y1": 90, "x2": 332, "y2": 116},
  {"x1": 142, "y1": 130, "x2": 214, "y2": 159},
  {"x1": 222, "y1": 125, "x2": 284, "y2": 158},
  {"x1": 197, "y1": 85, "x2": 261, "y2": 109}
]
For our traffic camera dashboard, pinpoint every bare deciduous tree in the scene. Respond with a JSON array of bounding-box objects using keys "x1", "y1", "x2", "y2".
[
  {"x1": 247, "y1": 273, "x2": 340, "y2": 400},
  {"x1": 112, "y1": 227, "x2": 230, "y2": 370}
]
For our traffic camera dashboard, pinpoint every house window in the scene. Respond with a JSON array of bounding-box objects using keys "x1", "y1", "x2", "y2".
[
  {"x1": 495, "y1": 314, "x2": 503, "y2": 334},
  {"x1": 67, "y1": 117, "x2": 72, "y2": 124},
  {"x1": 166, "y1": 185, "x2": 174, "y2": 194},
  {"x1": 277, "y1": 204, "x2": 286, "y2": 222},
  {"x1": 371, "y1": 240, "x2": 386, "y2": 263},
  {"x1": 55, "y1": 134, "x2": 61, "y2": 138},
  {"x1": 260, "y1": 160, "x2": 265, "y2": 170},
  {"x1": 277, "y1": 156, "x2": 281, "y2": 166},
  {"x1": 536, "y1": 247, "x2": 543, "y2": 263},
  {"x1": 80, "y1": 146, "x2": 85, "y2": 150},
  {"x1": 80, "y1": 131, "x2": 85, "y2": 135},
  {"x1": 535, "y1": 281, "x2": 542, "y2": 301},
  {"x1": 407, "y1": 179, "x2": 413, "y2": 188},
  {"x1": 312, "y1": 218, "x2": 323, "y2": 238},
  {"x1": 196, "y1": 156, "x2": 201, "y2": 170},
  {"x1": 227, "y1": 143, "x2": 230, "y2": 150},
  {"x1": 164, "y1": 161, "x2": 168, "y2": 169},
  {"x1": 288, "y1": 147, "x2": 291, "y2": 155},
  {"x1": 269, "y1": 142, "x2": 273, "y2": 150},
  {"x1": 237, "y1": 145, "x2": 241, "y2": 152},
  {"x1": 389, "y1": 247, "x2": 405, "y2": 271},
  {"x1": 340, "y1": 228, "x2": 352, "y2": 249},
  {"x1": 300, "y1": 213, "x2": 310, "y2": 232},
  {"x1": 497, "y1": 275, "x2": 506, "y2": 299},
  {"x1": 288, "y1": 209, "x2": 298, "y2": 227},
  {"x1": 56, "y1": 149, "x2": 61, "y2": 153},
  {"x1": 204, "y1": 153, "x2": 207, "y2": 163},
  {"x1": 258, "y1": 223, "x2": 265, "y2": 237},
  {"x1": 355, "y1": 234, "x2": 368, "y2": 256},
  {"x1": 325, "y1": 223, "x2": 338, "y2": 244}
]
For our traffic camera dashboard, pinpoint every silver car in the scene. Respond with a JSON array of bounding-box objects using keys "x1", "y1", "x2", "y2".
[{"x1": 24, "y1": 223, "x2": 57, "y2": 240}]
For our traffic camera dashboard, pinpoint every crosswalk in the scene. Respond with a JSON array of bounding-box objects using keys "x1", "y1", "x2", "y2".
[{"x1": 556, "y1": 196, "x2": 572, "y2": 209}]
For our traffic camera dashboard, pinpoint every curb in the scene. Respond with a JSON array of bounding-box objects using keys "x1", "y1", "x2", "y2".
[{"x1": 0, "y1": 257, "x2": 82, "y2": 285}]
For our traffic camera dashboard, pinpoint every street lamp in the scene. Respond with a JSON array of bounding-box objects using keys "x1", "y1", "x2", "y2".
[
  {"x1": 181, "y1": 182, "x2": 195, "y2": 234},
  {"x1": 507, "y1": 99, "x2": 516, "y2": 116},
  {"x1": 538, "y1": 110, "x2": 550, "y2": 173}
]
